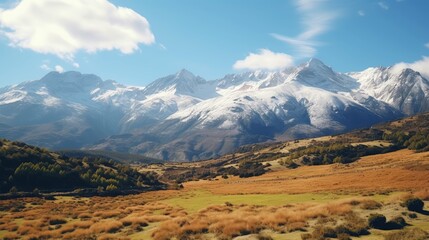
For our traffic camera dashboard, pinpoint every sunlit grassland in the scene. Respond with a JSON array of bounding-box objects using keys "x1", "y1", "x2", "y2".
[
  {"x1": 160, "y1": 190, "x2": 401, "y2": 213},
  {"x1": 1, "y1": 147, "x2": 428, "y2": 239}
]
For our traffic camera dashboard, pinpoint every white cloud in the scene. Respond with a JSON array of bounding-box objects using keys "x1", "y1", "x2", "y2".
[
  {"x1": 358, "y1": 10, "x2": 365, "y2": 16},
  {"x1": 0, "y1": 0, "x2": 155, "y2": 60},
  {"x1": 233, "y1": 49, "x2": 294, "y2": 71},
  {"x1": 40, "y1": 64, "x2": 51, "y2": 71},
  {"x1": 272, "y1": 0, "x2": 339, "y2": 59},
  {"x1": 55, "y1": 65, "x2": 64, "y2": 73},
  {"x1": 72, "y1": 62, "x2": 80, "y2": 68},
  {"x1": 425, "y1": 43, "x2": 429, "y2": 49},
  {"x1": 378, "y1": 2, "x2": 389, "y2": 10},
  {"x1": 393, "y1": 56, "x2": 429, "y2": 79}
]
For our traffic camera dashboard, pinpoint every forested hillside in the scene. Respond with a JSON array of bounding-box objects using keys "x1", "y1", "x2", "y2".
[{"x1": 0, "y1": 139, "x2": 164, "y2": 194}]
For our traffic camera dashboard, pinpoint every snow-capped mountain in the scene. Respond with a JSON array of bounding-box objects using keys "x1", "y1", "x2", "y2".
[
  {"x1": 120, "y1": 69, "x2": 219, "y2": 132},
  {"x1": 1, "y1": 59, "x2": 428, "y2": 161},
  {"x1": 0, "y1": 71, "x2": 133, "y2": 148},
  {"x1": 349, "y1": 67, "x2": 429, "y2": 115}
]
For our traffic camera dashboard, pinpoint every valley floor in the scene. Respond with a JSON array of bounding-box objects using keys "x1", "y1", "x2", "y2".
[{"x1": 1, "y1": 149, "x2": 428, "y2": 240}]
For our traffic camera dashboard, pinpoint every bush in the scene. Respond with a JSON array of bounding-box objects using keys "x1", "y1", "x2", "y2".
[
  {"x1": 9, "y1": 186, "x2": 17, "y2": 194},
  {"x1": 368, "y1": 214, "x2": 386, "y2": 229},
  {"x1": 405, "y1": 198, "x2": 424, "y2": 212},
  {"x1": 106, "y1": 184, "x2": 118, "y2": 191},
  {"x1": 49, "y1": 218, "x2": 67, "y2": 225},
  {"x1": 388, "y1": 216, "x2": 406, "y2": 228}
]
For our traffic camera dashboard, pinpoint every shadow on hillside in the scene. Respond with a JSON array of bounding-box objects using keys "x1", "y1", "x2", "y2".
[{"x1": 418, "y1": 209, "x2": 429, "y2": 216}]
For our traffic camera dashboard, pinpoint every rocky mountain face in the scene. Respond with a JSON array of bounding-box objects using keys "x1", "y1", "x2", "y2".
[{"x1": 1, "y1": 59, "x2": 428, "y2": 161}]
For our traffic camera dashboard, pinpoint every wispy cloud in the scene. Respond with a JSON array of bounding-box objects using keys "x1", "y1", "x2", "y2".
[
  {"x1": 233, "y1": 49, "x2": 294, "y2": 71},
  {"x1": 393, "y1": 56, "x2": 429, "y2": 79},
  {"x1": 272, "y1": 0, "x2": 339, "y2": 59},
  {"x1": 425, "y1": 42, "x2": 429, "y2": 49},
  {"x1": 358, "y1": 10, "x2": 365, "y2": 16},
  {"x1": 0, "y1": 0, "x2": 155, "y2": 62},
  {"x1": 159, "y1": 43, "x2": 167, "y2": 50},
  {"x1": 378, "y1": 2, "x2": 389, "y2": 10},
  {"x1": 271, "y1": 34, "x2": 318, "y2": 59}
]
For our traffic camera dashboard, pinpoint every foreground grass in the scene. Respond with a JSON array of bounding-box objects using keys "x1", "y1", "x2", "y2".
[
  {"x1": 1, "y1": 189, "x2": 427, "y2": 240},
  {"x1": 1, "y1": 148, "x2": 428, "y2": 239},
  {"x1": 160, "y1": 190, "x2": 401, "y2": 213}
]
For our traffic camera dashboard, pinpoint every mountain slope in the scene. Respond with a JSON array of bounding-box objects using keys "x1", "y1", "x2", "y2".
[
  {"x1": 350, "y1": 67, "x2": 429, "y2": 115},
  {"x1": 89, "y1": 60, "x2": 404, "y2": 160},
  {"x1": 1, "y1": 59, "x2": 429, "y2": 161}
]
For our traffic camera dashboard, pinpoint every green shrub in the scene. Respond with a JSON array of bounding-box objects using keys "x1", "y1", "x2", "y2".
[
  {"x1": 368, "y1": 214, "x2": 386, "y2": 229},
  {"x1": 106, "y1": 184, "x2": 118, "y2": 191},
  {"x1": 405, "y1": 198, "x2": 424, "y2": 212}
]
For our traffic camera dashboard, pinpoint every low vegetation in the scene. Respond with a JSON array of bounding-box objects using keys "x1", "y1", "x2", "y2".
[
  {"x1": 0, "y1": 190, "x2": 427, "y2": 240},
  {"x1": 405, "y1": 198, "x2": 425, "y2": 212}
]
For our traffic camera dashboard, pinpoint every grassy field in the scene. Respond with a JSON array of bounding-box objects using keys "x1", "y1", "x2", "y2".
[{"x1": 1, "y1": 148, "x2": 429, "y2": 239}]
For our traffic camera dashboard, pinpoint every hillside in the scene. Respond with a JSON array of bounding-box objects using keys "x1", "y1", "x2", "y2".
[
  {"x1": 58, "y1": 149, "x2": 164, "y2": 164},
  {"x1": 156, "y1": 112, "x2": 429, "y2": 182},
  {"x1": 0, "y1": 139, "x2": 165, "y2": 195}
]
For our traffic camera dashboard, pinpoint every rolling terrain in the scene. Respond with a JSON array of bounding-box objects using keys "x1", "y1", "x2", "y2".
[{"x1": 1, "y1": 113, "x2": 429, "y2": 239}]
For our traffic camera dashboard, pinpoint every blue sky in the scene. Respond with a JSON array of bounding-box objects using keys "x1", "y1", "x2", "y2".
[{"x1": 0, "y1": 0, "x2": 428, "y2": 87}]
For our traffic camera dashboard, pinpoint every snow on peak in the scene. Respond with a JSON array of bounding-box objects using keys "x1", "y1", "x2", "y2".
[
  {"x1": 350, "y1": 66, "x2": 429, "y2": 115},
  {"x1": 142, "y1": 69, "x2": 208, "y2": 97},
  {"x1": 290, "y1": 58, "x2": 358, "y2": 92},
  {"x1": 306, "y1": 58, "x2": 328, "y2": 69},
  {"x1": 175, "y1": 69, "x2": 196, "y2": 80}
]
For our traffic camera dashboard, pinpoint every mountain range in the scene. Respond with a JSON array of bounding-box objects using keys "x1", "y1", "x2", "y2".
[{"x1": 1, "y1": 58, "x2": 428, "y2": 161}]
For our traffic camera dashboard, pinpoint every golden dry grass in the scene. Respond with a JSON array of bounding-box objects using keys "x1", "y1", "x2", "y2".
[
  {"x1": 185, "y1": 149, "x2": 429, "y2": 194},
  {"x1": 1, "y1": 149, "x2": 428, "y2": 239},
  {"x1": 151, "y1": 198, "x2": 379, "y2": 240}
]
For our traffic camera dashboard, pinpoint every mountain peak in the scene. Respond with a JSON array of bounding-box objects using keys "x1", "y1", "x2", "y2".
[
  {"x1": 305, "y1": 58, "x2": 329, "y2": 69},
  {"x1": 142, "y1": 69, "x2": 206, "y2": 96},
  {"x1": 176, "y1": 69, "x2": 194, "y2": 77},
  {"x1": 39, "y1": 71, "x2": 102, "y2": 84},
  {"x1": 292, "y1": 58, "x2": 358, "y2": 92}
]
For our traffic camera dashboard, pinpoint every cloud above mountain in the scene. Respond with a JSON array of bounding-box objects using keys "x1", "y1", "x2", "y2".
[
  {"x1": 0, "y1": 0, "x2": 155, "y2": 61},
  {"x1": 393, "y1": 56, "x2": 429, "y2": 79},
  {"x1": 233, "y1": 49, "x2": 294, "y2": 71},
  {"x1": 272, "y1": 0, "x2": 339, "y2": 59},
  {"x1": 233, "y1": 0, "x2": 339, "y2": 72}
]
